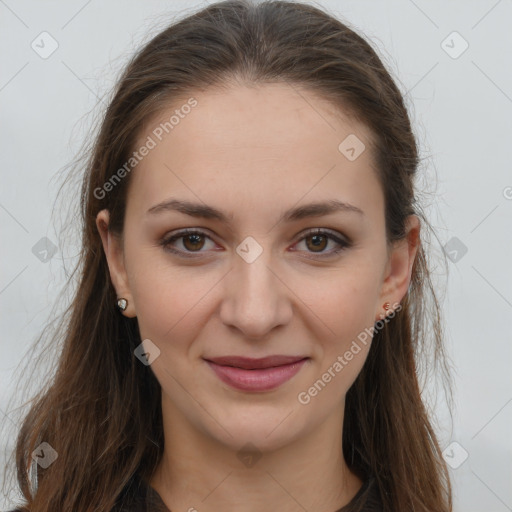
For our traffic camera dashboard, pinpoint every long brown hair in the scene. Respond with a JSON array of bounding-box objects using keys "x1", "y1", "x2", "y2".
[{"x1": 2, "y1": 1, "x2": 453, "y2": 510}]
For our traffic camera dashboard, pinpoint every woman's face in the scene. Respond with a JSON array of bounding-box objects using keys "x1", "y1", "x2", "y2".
[{"x1": 97, "y1": 83, "x2": 418, "y2": 452}]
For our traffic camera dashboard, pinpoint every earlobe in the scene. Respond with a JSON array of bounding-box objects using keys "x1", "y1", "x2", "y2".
[
  {"x1": 95, "y1": 209, "x2": 136, "y2": 318},
  {"x1": 377, "y1": 215, "x2": 420, "y2": 320}
]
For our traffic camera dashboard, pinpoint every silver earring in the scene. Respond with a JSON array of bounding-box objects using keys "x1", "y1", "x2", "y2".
[{"x1": 117, "y1": 298, "x2": 128, "y2": 311}]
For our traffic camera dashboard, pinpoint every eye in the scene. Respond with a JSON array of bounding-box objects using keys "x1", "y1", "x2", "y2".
[
  {"x1": 160, "y1": 228, "x2": 351, "y2": 259},
  {"x1": 159, "y1": 229, "x2": 217, "y2": 257},
  {"x1": 292, "y1": 228, "x2": 351, "y2": 258}
]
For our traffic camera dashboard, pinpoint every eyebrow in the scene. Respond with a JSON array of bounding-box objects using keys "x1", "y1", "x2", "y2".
[{"x1": 146, "y1": 198, "x2": 364, "y2": 223}]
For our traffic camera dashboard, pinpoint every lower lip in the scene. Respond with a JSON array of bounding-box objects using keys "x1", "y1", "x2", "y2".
[{"x1": 205, "y1": 359, "x2": 308, "y2": 392}]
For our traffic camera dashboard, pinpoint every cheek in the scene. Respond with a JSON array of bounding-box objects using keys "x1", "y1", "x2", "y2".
[
  {"x1": 132, "y1": 267, "x2": 207, "y2": 342},
  {"x1": 131, "y1": 274, "x2": 187, "y2": 336},
  {"x1": 292, "y1": 263, "x2": 382, "y2": 341},
  {"x1": 126, "y1": 252, "x2": 221, "y2": 349},
  {"x1": 293, "y1": 272, "x2": 379, "y2": 406}
]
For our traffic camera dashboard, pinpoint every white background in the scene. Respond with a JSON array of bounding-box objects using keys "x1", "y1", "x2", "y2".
[{"x1": 1, "y1": 1, "x2": 511, "y2": 511}]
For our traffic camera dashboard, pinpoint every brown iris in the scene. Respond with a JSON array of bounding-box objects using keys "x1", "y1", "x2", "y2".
[
  {"x1": 305, "y1": 234, "x2": 328, "y2": 252},
  {"x1": 183, "y1": 233, "x2": 205, "y2": 251}
]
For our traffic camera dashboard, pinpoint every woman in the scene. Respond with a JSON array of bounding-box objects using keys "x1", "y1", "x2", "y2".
[{"x1": 3, "y1": 0, "x2": 453, "y2": 510}]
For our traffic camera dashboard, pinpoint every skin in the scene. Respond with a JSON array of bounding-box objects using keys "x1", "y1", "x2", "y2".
[{"x1": 96, "y1": 82, "x2": 420, "y2": 512}]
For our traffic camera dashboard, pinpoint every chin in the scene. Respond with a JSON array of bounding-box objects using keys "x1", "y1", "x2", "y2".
[{"x1": 202, "y1": 404, "x2": 308, "y2": 453}]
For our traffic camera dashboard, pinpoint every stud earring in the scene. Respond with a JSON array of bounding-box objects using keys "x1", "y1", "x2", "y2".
[
  {"x1": 117, "y1": 298, "x2": 128, "y2": 311},
  {"x1": 383, "y1": 302, "x2": 391, "y2": 311}
]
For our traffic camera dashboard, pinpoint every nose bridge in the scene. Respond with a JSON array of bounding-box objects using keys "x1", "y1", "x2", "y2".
[{"x1": 220, "y1": 237, "x2": 291, "y2": 338}]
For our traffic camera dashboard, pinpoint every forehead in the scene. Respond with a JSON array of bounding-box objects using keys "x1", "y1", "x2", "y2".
[{"x1": 126, "y1": 83, "x2": 382, "y2": 222}]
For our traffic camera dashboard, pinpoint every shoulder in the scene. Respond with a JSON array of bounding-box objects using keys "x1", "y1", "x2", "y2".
[
  {"x1": 357, "y1": 474, "x2": 384, "y2": 511},
  {"x1": 3, "y1": 473, "x2": 156, "y2": 512},
  {"x1": 110, "y1": 471, "x2": 170, "y2": 512},
  {"x1": 338, "y1": 473, "x2": 384, "y2": 512},
  {"x1": 363, "y1": 476, "x2": 384, "y2": 511}
]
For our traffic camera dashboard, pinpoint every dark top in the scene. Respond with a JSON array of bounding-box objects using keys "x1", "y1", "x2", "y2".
[
  {"x1": 116, "y1": 471, "x2": 383, "y2": 512},
  {"x1": 7, "y1": 471, "x2": 383, "y2": 511}
]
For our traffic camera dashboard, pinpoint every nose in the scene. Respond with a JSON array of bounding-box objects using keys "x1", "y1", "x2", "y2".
[{"x1": 219, "y1": 247, "x2": 293, "y2": 340}]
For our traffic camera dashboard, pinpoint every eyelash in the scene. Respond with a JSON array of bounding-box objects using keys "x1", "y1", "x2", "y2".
[{"x1": 159, "y1": 228, "x2": 351, "y2": 259}]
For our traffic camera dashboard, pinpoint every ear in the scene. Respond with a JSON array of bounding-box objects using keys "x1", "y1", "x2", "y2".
[
  {"x1": 376, "y1": 215, "x2": 420, "y2": 320},
  {"x1": 96, "y1": 209, "x2": 136, "y2": 318}
]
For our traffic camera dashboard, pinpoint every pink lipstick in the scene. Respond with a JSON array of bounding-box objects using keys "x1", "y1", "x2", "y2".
[{"x1": 204, "y1": 355, "x2": 308, "y2": 392}]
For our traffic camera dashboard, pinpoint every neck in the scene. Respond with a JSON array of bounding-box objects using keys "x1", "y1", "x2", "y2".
[{"x1": 149, "y1": 395, "x2": 363, "y2": 512}]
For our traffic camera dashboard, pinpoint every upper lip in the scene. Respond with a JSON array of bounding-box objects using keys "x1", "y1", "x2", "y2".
[{"x1": 204, "y1": 355, "x2": 308, "y2": 369}]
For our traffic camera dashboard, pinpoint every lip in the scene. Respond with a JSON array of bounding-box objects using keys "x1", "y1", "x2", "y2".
[{"x1": 204, "y1": 355, "x2": 309, "y2": 392}]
